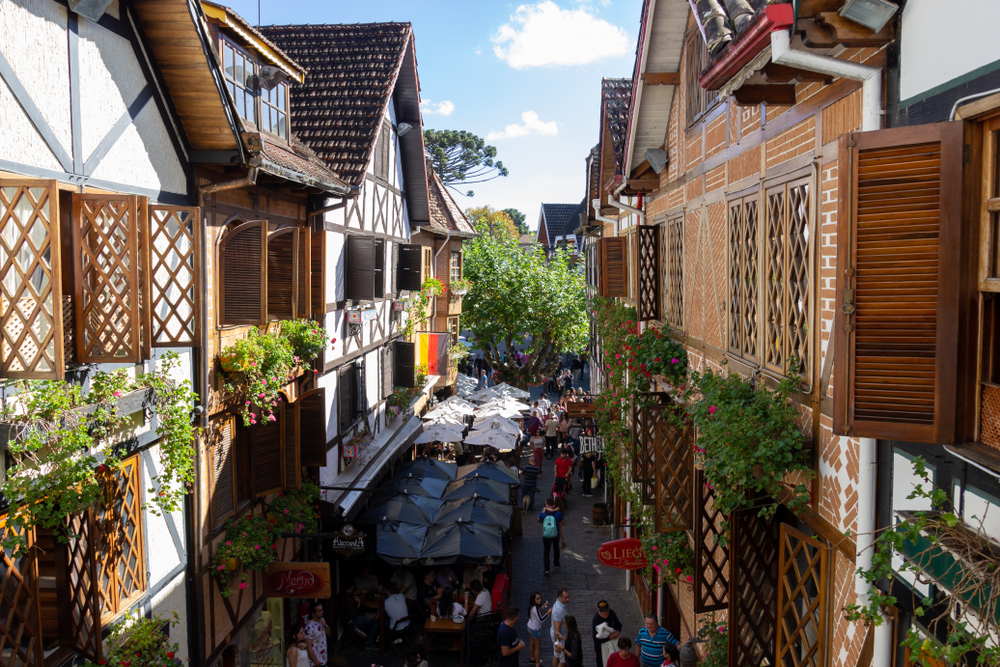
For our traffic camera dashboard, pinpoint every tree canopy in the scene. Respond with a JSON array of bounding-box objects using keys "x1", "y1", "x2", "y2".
[
  {"x1": 502, "y1": 208, "x2": 531, "y2": 237},
  {"x1": 462, "y1": 209, "x2": 587, "y2": 388},
  {"x1": 466, "y1": 206, "x2": 517, "y2": 239},
  {"x1": 424, "y1": 129, "x2": 508, "y2": 197}
]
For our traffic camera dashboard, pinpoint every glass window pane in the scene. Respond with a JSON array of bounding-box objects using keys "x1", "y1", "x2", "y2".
[
  {"x1": 224, "y1": 45, "x2": 233, "y2": 79},
  {"x1": 278, "y1": 113, "x2": 286, "y2": 139},
  {"x1": 278, "y1": 84, "x2": 286, "y2": 111},
  {"x1": 246, "y1": 93, "x2": 255, "y2": 124}
]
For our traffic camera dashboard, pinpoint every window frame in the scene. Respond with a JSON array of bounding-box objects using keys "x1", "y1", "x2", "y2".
[
  {"x1": 260, "y1": 81, "x2": 289, "y2": 140},
  {"x1": 450, "y1": 251, "x2": 462, "y2": 284},
  {"x1": 221, "y1": 36, "x2": 258, "y2": 127},
  {"x1": 448, "y1": 316, "x2": 460, "y2": 346},
  {"x1": 685, "y1": 28, "x2": 717, "y2": 128},
  {"x1": 96, "y1": 454, "x2": 147, "y2": 623}
]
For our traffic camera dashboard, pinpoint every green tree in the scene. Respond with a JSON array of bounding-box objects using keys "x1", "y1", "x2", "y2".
[
  {"x1": 424, "y1": 129, "x2": 508, "y2": 197},
  {"x1": 503, "y1": 208, "x2": 530, "y2": 236},
  {"x1": 467, "y1": 206, "x2": 517, "y2": 239},
  {"x1": 462, "y1": 216, "x2": 587, "y2": 388}
]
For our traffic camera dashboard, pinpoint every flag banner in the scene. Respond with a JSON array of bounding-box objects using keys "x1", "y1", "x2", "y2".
[{"x1": 417, "y1": 333, "x2": 449, "y2": 375}]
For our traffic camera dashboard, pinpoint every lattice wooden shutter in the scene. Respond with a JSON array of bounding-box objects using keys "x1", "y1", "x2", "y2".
[
  {"x1": 65, "y1": 511, "x2": 101, "y2": 662},
  {"x1": 72, "y1": 193, "x2": 142, "y2": 362},
  {"x1": 637, "y1": 225, "x2": 660, "y2": 321},
  {"x1": 311, "y1": 226, "x2": 325, "y2": 316},
  {"x1": 298, "y1": 387, "x2": 327, "y2": 467},
  {"x1": 631, "y1": 394, "x2": 668, "y2": 505},
  {"x1": 728, "y1": 192, "x2": 759, "y2": 363},
  {"x1": 397, "y1": 244, "x2": 422, "y2": 291},
  {"x1": 281, "y1": 401, "x2": 300, "y2": 492},
  {"x1": 219, "y1": 220, "x2": 265, "y2": 325},
  {"x1": 0, "y1": 179, "x2": 64, "y2": 379},
  {"x1": 252, "y1": 414, "x2": 283, "y2": 497},
  {"x1": 834, "y1": 122, "x2": 963, "y2": 444},
  {"x1": 137, "y1": 197, "x2": 152, "y2": 362},
  {"x1": 338, "y1": 364, "x2": 356, "y2": 432},
  {"x1": 374, "y1": 238, "x2": 385, "y2": 297},
  {"x1": 267, "y1": 227, "x2": 298, "y2": 321},
  {"x1": 729, "y1": 507, "x2": 780, "y2": 667},
  {"x1": 599, "y1": 237, "x2": 628, "y2": 298},
  {"x1": 211, "y1": 417, "x2": 236, "y2": 524},
  {"x1": 96, "y1": 456, "x2": 146, "y2": 622},
  {"x1": 666, "y1": 215, "x2": 684, "y2": 330},
  {"x1": 654, "y1": 415, "x2": 694, "y2": 533},
  {"x1": 394, "y1": 341, "x2": 415, "y2": 389},
  {"x1": 149, "y1": 205, "x2": 200, "y2": 346},
  {"x1": 0, "y1": 524, "x2": 43, "y2": 666},
  {"x1": 297, "y1": 225, "x2": 309, "y2": 319},
  {"x1": 346, "y1": 235, "x2": 375, "y2": 301},
  {"x1": 693, "y1": 470, "x2": 728, "y2": 612},
  {"x1": 382, "y1": 344, "x2": 394, "y2": 398},
  {"x1": 776, "y1": 524, "x2": 828, "y2": 667}
]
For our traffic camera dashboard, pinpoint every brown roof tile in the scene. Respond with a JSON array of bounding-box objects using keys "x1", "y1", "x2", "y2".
[
  {"x1": 426, "y1": 169, "x2": 475, "y2": 237},
  {"x1": 257, "y1": 133, "x2": 348, "y2": 193},
  {"x1": 257, "y1": 23, "x2": 412, "y2": 187},
  {"x1": 602, "y1": 78, "x2": 633, "y2": 179}
]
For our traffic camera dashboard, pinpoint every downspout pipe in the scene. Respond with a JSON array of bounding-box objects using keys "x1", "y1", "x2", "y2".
[{"x1": 592, "y1": 199, "x2": 618, "y2": 227}]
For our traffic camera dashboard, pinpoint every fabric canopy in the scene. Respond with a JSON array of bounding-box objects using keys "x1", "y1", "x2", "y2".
[
  {"x1": 433, "y1": 498, "x2": 512, "y2": 528},
  {"x1": 436, "y1": 396, "x2": 477, "y2": 413},
  {"x1": 468, "y1": 388, "x2": 502, "y2": 403},
  {"x1": 491, "y1": 382, "x2": 531, "y2": 399},
  {"x1": 414, "y1": 425, "x2": 465, "y2": 444},
  {"x1": 381, "y1": 474, "x2": 449, "y2": 498},
  {"x1": 457, "y1": 461, "x2": 520, "y2": 485},
  {"x1": 359, "y1": 500, "x2": 435, "y2": 526},
  {"x1": 419, "y1": 520, "x2": 504, "y2": 564},
  {"x1": 463, "y1": 430, "x2": 517, "y2": 450},
  {"x1": 443, "y1": 477, "x2": 513, "y2": 503},
  {"x1": 396, "y1": 457, "x2": 458, "y2": 481},
  {"x1": 376, "y1": 522, "x2": 428, "y2": 564},
  {"x1": 471, "y1": 415, "x2": 520, "y2": 434}
]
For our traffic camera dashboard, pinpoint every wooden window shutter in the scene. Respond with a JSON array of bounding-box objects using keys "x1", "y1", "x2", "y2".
[
  {"x1": 311, "y1": 226, "x2": 325, "y2": 316},
  {"x1": 374, "y1": 238, "x2": 385, "y2": 297},
  {"x1": 834, "y1": 122, "x2": 963, "y2": 443},
  {"x1": 728, "y1": 192, "x2": 760, "y2": 364},
  {"x1": 297, "y1": 387, "x2": 327, "y2": 467},
  {"x1": 211, "y1": 417, "x2": 237, "y2": 524},
  {"x1": 637, "y1": 225, "x2": 660, "y2": 321},
  {"x1": 0, "y1": 179, "x2": 64, "y2": 378},
  {"x1": 338, "y1": 364, "x2": 355, "y2": 432},
  {"x1": 280, "y1": 400, "x2": 300, "y2": 491},
  {"x1": 345, "y1": 234, "x2": 375, "y2": 301},
  {"x1": 397, "y1": 244, "x2": 422, "y2": 291},
  {"x1": 72, "y1": 193, "x2": 142, "y2": 362},
  {"x1": 666, "y1": 215, "x2": 684, "y2": 330},
  {"x1": 394, "y1": 341, "x2": 415, "y2": 389},
  {"x1": 382, "y1": 344, "x2": 394, "y2": 398},
  {"x1": 598, "y1": 237, "x2": 628, "y2": 298},
  {"x1": 729, "y1": 506, "x2": 780, "y2": 667},
  {"x1": 775, "y1": 524, "x2": 829, "y2": 667},
  {"x1": 65, "y1": 511, "x2": 102, "y2": 663},
  {"x1": 251, "y1": 414, "x2": 282, "y2": 497},
  {"x1": 693, "y1": 470, "x2": 728, "y2": 612},
  {"x1": 297, "y1": 225, "x2": 309, "y2": 319},
  {"x1": 219, "y1": 220, "x2": 265, "y2": 325},
  {"x1": 149, "y1": 205, "x2": 200, "y2": 346},
  {"x1": 391, "y1": 242, "x2": 398, "y2": 294},
  {"x1": 654, "y1": 414, "x2": 694, "y2": 533},
  {"x1": 267, "y1": 227, "x2": 298, "y2": 321}
]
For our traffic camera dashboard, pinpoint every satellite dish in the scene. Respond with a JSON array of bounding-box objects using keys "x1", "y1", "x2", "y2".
[
  {"x1": 644, "y1": 148, "x2": 668, "y2": 174},
  {"x1": 258, "y1": 65, "x2": 288, "y2": 91}
]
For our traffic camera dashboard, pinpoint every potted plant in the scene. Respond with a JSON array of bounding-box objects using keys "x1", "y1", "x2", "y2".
[
  {"x1": 84, "y1": 610, "x2": 181, "y2": 667},
  {"x1": 643, "y1": 529, "x2": 695, "y2": 586},
  {"x1": 269, "y1": 479, "x2": 321, "y2": 535},
  {"x1": 280, "y1": 319, "x2": 329, "y2": 363},
  {"x1": 449, "y1": 278, "x2": 471, "y2": 300},
  {"x1": 218, "y1": 328, "x2": 295, "y2": 427},
  {"x1": 212, "y1": 513, "x2": 279, "y2": 596}
]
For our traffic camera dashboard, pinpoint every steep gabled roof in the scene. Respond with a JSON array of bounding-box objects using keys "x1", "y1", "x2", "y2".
[
  {"x1": 600, "y1": 78, "x2": 633, "y2": 190},
  {"x1": 541, "y1": 202, "x2": 586, "y2": 241},
  {"x1": 426, "y1": 169, "x2": 475, "y2": 237}
]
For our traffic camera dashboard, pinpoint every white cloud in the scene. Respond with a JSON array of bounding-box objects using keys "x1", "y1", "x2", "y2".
[
  {"x1": 492, "y1": 1, "x2": 629, "y2": 69},
  {"x1": 486, "y1": 111, "x2": 559, "y2": 141},
  {"x1": 420, "y1": 99, "x2": 455, "y2": 116}
]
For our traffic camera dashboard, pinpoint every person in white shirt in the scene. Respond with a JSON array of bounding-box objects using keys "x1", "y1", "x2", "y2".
[
  {"x1": 539, "y1": 395, "x2": 551, "y2": 413},
  {"x1": 466, "y1": 580, "x2": 493, "y2": 616},
  {"x1": 384, "y1": 592, "x2": 411, "y2": 632}
]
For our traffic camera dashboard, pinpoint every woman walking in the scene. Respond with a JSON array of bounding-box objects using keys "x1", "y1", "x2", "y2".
[{"x1": 527, "y1": 591, "x2": 550, "y2": 666}]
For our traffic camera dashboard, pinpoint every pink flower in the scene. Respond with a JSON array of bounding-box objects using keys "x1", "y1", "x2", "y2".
[
  {"x1": 284, "y1": 509, "x2": 289, "y2": 514},
  {"x1": 719, "y1": 627, "x2": 726, "y2": 634},
  {"x1": 239, "y1": 582, "x2": 247, "y2": 589},
  {"x1": 686, "y1": 575, "x2": 693, "y2": 582},
  {"x1": 651, "y1": 546, "x2": 657, "y2": 551},
  {"x1": 259, "y1": 393, "x2": 265, "y2": 399},
  {"x1": 293, "y1": 356, "x2": 300, "y2": 363},
  {"x1": 217, "y1": 565, "x2": 224, "y2": 571},
  {"x1": 261, "y1": 379, "x2": 267, "y2": 385},
  {"x1": 113, "y1": 390, "x2": 123, "y2": 398},
  {"x1": 708, "y1": 405, "x2": 717, "y2": 415},
  {"x1": 671, "y1": 358, "x2": 679, "y2": 364},
  {"x1": 615, "y1": 354, "x2": 620, "y2": 359},
  {"x1": 255, "y1": 544, "x2": 260, "y2": 550},
  {"x1": 251, "y1": 361, "x2": 257, "y2": 367},
  {"x1": 226, "y1": 541, "x2": 231, "y2": 546},
  {"x1": 268, "y1": 414, "x2": 276, "y2": 422},
  {"x1": 246, "y1": 400, "x2": 251, "y2": 405}
]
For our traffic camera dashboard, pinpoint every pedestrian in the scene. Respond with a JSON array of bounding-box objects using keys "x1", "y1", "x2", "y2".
[
  {"x1": 634, "y1": 614, "x2": 679, "y2": 667},
  {"x1": 527, "y1": 592, "x2": 551, "y2": 667},
  {"x1": 660, "y1": 644, "x2": 681, "y2": 667},
  {"x1": 498, "y1": 606, "x2": 527, "y2": 667},
  {"x1": 581, "y1": 454, "x2": 595, "y2": 498},
  {"x1": 606, "y1": 638, "x2": 639, "y2": 667},
  {"x1": 532, "y1": 431, "x2": 545, "y2": 467},
  {"x1": 286, "y1": 624, "x2": 312, "y2": 667},
  {"x1": 477, "y1": 367, "x2": 487, "y2": 391},
  {"x1": 539, "y1": 498, "x2": 565, "y2": 575},
  {"x1": 303, "y1": 601, "x2": 330, "y2": 666},
  {"x1": 522, "y1": 460, "x2": 542, "y2": 510},
  {"x1": 572, "y1": 356, "x2": 582, "y2": 385},
  {"x1": 591, "y1": 601, "x2": 622, "y2": 667},
  {"x1": 555, "y1": 448, "x2": 573, "y2": 495},
  {"x1": 558, "y1": 412, "x2": 570, "y2": 447},
  {"x1": 560, "y1": 616, "x2": 584, "y2": 667},
  {"x1": 545, "y1": 413, "x2": 560, "y2": 459},
  {"x1": 550, "y1": 588, "x2": 570, "y2": 667}
]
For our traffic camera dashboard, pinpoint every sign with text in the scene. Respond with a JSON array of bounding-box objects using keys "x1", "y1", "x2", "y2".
[
  {"x1": 580, "y1": 436, "x2": 604, "y2": 455},
  {"x1": 263, "y1": 563, "x2": 331, "y2": 598},
  {"x1": 597, "y1": 538, "x2": 647, "y2": 571},
  {"x1": 327, "y1": 522, "x2": 371, "y2": 559}
]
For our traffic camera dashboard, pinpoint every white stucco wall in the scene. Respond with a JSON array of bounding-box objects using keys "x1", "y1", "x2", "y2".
[
  {"x1": 900, "y1": 0, "x2": 1000, "y2": 103},
  {"x1": 0, "y1": 77, "x2": 63, "y2": 170}
]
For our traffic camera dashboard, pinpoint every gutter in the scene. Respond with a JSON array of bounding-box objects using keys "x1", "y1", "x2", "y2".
[
  {"x1": 591, "y1": 199, "x2": 619, "y2": 227},
  {"x1": 699, "y1": 4, "x2": 794, "y2": 91},
  {"x1": 196, "y1": 167, "x2": 258, "y2": 206}
]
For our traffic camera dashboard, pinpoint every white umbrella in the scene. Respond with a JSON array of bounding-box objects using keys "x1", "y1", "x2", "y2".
[
  {"x1": 422, "y1": 405, "x2": 467, "y2": 420},
  {"x1": 414, "y1": 425, "x2": 465, "y2": 444},
  {"x1": 471, "y1": 415, "x2": 520, "y2": 435},
  {"x1": 463, "y1": 430, "x2": 517, "y2": 451},
  {"x1": 477, "y1": 398, "x2": 530, "y2": 413},
  {"x1": 436, "y1": 396, "x2": 476, "y2": 414},
  {"x1": 492, "y1": 383, "x2": 530, "y2": 399},
  {"x1": 474, "y1": 405, "x2": 523, "y2": 419},
  {"x1": 468, "y1": 388, "x2": 502, "y2": 403},
  {"x1": 424, "y1": 414, "x2": 466, "y2": 427}
]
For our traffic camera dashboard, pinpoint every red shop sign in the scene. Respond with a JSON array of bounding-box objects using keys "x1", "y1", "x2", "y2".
[
  {"x1": 264, "y1": 563, "x2": 331, "y2": 598},
  {"x1": 597, "y1": 538, "x2": 647, "y2": 571}
]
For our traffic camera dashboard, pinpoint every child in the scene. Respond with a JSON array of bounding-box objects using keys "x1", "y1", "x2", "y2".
[{"x1": 661, "y1": 643, "x2": 681, "y2": 667}]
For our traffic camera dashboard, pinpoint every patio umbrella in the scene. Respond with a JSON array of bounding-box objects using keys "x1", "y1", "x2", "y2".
[
  {"x1": 468, "y1": 388, "x2": 502, "y2": 404},
  {"x1": 473, "y1": 405, "x2": 523, "y2": 419},
  {"x1": 359, "y1": 498, "x2": 435, "y2": 526},
  {"x1": 492, "y1": 383, "x2": 530, "y2": 400},
  {"x1": 423, "y1": 414, "x2": 467, "y2": 427},
  {"x1": 463, "y1": 430, "x2": 517, "y2": 451},
  {"x1": 370, "y1": 491, "x2": 444, "y2": 516},
  {"x1": 470, "y1": 415, "x2": 520, "y2": 435},
  {"x1": 434, "y1": 496, "x2": 513, "y2": 528},
  {"x1": 436, "y1": 396, "x2": 476, "y2": 414},
  {"x1": 457, "y1": 461, "x2": 520, "y2": 486},
  {"x1": 419, "y1": 519, "x2": 504, "y2": 564},
  {"x1": 376, "y1": 522, "x2": 428, "y2": 565},
  {"x1": 422, "y1": 405, "x2": 468, "y2": 421},
  {"x1": 443, "y1": 477, "x2": 513, "y2": 504},
  {"x1": 381, "y1": 474, "x2": 449, "y2": 498},
  {"x1": 414, "y1": 425, "x2": 465, "y2": 444},
  {"x1": 396, "y1": 458, "x2": 458, "y2": 481}
]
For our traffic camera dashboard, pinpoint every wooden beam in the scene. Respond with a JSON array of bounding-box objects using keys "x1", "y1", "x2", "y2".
[
  {"x1": 733, "y1": 85, "x2": 797, "y2": 107},
  {"x1": 626, "y1": 178, "x2": 659, "y2": 192},
  {"x1": 629, "y1": 158, "x2": 655, "y2": 180},
  {"x1": 761, "y1": 63, "x2": 834, "y2": 85},
  {"x1": 802, "y1": 12, "x2": 895, "y2": 48},
  {"x1": 796, "y1": 0, "x2": 843, "y2": 18},
  {"x1": 642, "y1": 72, "x2": 680, "y2": 86}
]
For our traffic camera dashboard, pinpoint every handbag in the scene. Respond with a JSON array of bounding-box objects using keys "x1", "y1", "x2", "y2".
[{"x1": 591, "y1": 476, "x2": 599, "y2": 489}]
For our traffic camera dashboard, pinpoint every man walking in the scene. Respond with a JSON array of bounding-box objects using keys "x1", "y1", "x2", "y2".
[
  {"x1": 303, "y1": 601, "x2": 330, "y2": 666},
  {"x1": 521, "y1": 460, "x2": 542, "y2": 510},
  {"x1": 550, "y1": 588, "x2": 570, "y2": 667},
  {"x1": 555, "y1": 447, "x2": 574, "y2": 495},
  {"x1": 538, "y1": 497, "x2": 565, "y2": 575},
  {"x1": 634, "y1": 614, "x2": 679, "y2": 667},
  {"x1": 498, "y1": 606, "x2": 526, "y2": 667},
  {"x1": 591, "y1": 601, "x2": 622, "y2": 667},
  {"x1": 544, "y1": 412, "x2": 560, "y2": 459}
]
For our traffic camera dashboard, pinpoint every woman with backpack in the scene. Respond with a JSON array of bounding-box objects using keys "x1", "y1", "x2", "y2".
[{"x1": 538, "y1": 497, "x2": 565, "y2": 575}]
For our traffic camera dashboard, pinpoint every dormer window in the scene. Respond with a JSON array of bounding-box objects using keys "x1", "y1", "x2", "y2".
[
  {"x1": 261, "y1": 82, "x2": 288, "y2": 139},
  {"x1": 220, "y1": 35, "x2": 290, "y2": 140}
]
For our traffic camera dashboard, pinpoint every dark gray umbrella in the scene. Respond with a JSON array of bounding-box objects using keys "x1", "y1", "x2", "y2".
[
  {"x1": 419, "y1": 519, "x2": 504, "y2": 564},
  {"x1": 433, "y1": 498, "x2": 512, "y2": 529},
  {"x1": 376, "y1": 522, "x2": 428, "y2": 565},
  {"x1": 457, "y1": 461, "x2": 520, "y2": 486},
  {"x1": 396, "y1": 457, "x2": 459, "y2": 481},
  {"x1": 442, "y1": 477, "x2": 513, "y2": 504},
  {"x1": 359, "y1": 496, "x2": 436, "y2": 526},
  {"x1": 381, "y1": 473, "x2": 449, "y2": 498},
  {"x1": 369, "y1": 491, "x2": 445, "y2": 517}
]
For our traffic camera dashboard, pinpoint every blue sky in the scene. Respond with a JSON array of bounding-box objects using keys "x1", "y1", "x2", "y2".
[{"x1": 230, "y1": 0, "x2": 642, "y2": 232}]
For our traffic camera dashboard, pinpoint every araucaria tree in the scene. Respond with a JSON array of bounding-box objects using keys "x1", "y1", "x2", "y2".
[
  {"x1": 424, "y1": 129, "x2": 508, "y2": 197},
  {"x1": 462, "y1": 209, "x2": 587, "y2": 388}
]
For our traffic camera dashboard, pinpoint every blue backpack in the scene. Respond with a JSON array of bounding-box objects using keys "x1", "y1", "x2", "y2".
[{"x1": 542, "y1": 513, "x2": 559, "y2": 538}]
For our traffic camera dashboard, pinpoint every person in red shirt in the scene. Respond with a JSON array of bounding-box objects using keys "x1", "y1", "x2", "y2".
[
  {"x1": 607, "y1": 637, "x2": 640, "y2": 667},
  {"x1": 555, "y1": 448, "x2": 574, "y2": 485}
]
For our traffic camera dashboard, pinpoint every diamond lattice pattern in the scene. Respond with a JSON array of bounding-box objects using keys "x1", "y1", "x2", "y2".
[
  {"x1": 97, "y1": 456, "x2": 145, "y2": 622},
  {"x1": 728, "y1": 194, "x2": 758, "y2": 362},
  {"x1": 776, "y1": 525, "x2": 827, "y2": 667},
  {"x1": 666, "y1": 216, "x2": 684, "y2": 329},
  {"x1": 150, "y1": 206, "x2": 198, "y2": 345},
  {"x1": 0, "y1": 524, "x2": 42, "y2": 666}
]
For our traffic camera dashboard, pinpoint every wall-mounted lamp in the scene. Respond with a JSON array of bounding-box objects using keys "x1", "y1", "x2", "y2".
[
  {"x1": 397, "y1": 123, "x2": 414, "y2": 137},
  {"x1": 838, "y1": 0, "x2": 898, "y2": 33},
  {"x1": 643, "y1": 148, "x2": 668, "y2": 174}
]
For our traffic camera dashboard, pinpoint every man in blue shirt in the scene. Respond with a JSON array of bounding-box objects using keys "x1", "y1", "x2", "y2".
[
  {"x1": 634, "y1": 613, "x2": 678, "y2": 667},
  {"x1": 498, "y1": 606, "x2": 526, "y2": 667}
]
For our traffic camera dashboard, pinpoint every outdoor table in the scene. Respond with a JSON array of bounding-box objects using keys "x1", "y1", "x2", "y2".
[{"x1": 424, "y1": 615, "x2": 466, "y2": 664}]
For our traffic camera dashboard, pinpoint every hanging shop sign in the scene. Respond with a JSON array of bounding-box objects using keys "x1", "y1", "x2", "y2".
[
  {"x1": 597, "y1": 538, "x2": 647, "y2": 571},
  {"x1": 263, "y1": 563, "x2": 331, "y2": 598},
  {"x1": 580, "y1": 436, "x2": 604, "y2": 455},
  {"x1": 327, "y1": 522, "x2": 372, "y2": 559}
]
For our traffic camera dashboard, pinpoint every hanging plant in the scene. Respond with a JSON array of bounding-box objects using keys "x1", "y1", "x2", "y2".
[
  {"x1": 219, "y1": 328, "x2": 295, "y2": 427},
  {"x1": 696, "y1": 614, "x2": 728, "y2": 667},
  {"x1": 269, "y1": 479, "x2": 321, "y2": 535},
  {"x1": 213, "y1": 513, "x2": 279, "y2": 596},
  {"x1": 449, "y1": 277, "x2": 472, "y2": 300},
  {"x1": 624, "y1": 326, "x2": 688, "y2": 394},
  {"x1": 402, "y1": 277, "x2": 445, "y2": 338},
  {"x1": 642, "y1": 527, "x2": 695, "y2": 586},
  {"x1": 686, "y1": 365, "x2": 812, "y2": 536},
  {"x1": 280, "y1": 319, "x2": 329, "y2": 363},
  {"x1": 84, "y1": 610, "x2": 180, "y2": 667},
  {"x1": 144, "y1": 352, "x2": 200, "y2": 516}
]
